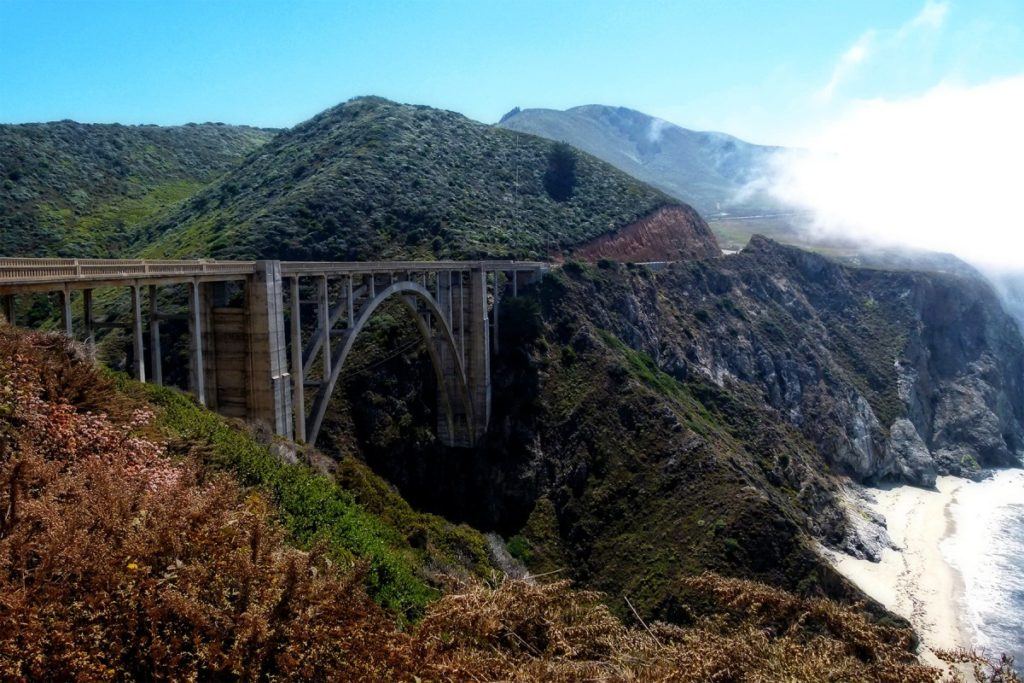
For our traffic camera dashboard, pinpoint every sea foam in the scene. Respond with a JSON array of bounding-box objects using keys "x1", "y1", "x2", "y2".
[{"x1": 942, "y1": 468, "x2": 1024, "y2": 667}]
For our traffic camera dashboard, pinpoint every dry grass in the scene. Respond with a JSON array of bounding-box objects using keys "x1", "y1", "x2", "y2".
[{"x1": 0, "y1": 324, "x2": 1018, "y2": 681}]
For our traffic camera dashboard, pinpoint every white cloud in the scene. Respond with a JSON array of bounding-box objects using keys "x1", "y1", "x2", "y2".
[
  {"x1": 768, "y1": 75, "x2": 1024, "y2": 268},
  {"x1": 815, "y1": 1, "x2": 949, "y2": 102},
  {"x1": 817, "y1": 32, "x2": 875, "y2": 102},
  {"x1": 904, "y1": 0, "x2": 950, "y2": 34}
]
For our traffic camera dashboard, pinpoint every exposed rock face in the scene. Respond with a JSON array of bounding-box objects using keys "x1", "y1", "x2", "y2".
[
  {"x1": 589, "y1": 236, "x2": 1024, "y2": 486},
  {"x1": 569, "y1": 205, "x2": 721, "y2": 263}
]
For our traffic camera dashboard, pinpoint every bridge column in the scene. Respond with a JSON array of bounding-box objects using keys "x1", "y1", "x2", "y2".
[
  {"x1": 466, "y1": 267, "x2": 491, "y2": 441},
  {"x1": 289, "y1": 276, "x2": 306, "y2": 442},
  {"x1": 491, "y1": 271, "x2": 500, "y2": 354},
  {"x1": 318, "y1": 275, "x2": 331, "y2": 382},
  {"x1": 200, "y1": 283, "x2": 221, "y2": 411},
  {"x1": 82, "y1": 289, "x2": 94, "y2": 351},
  {"x1": 188, "y1": 281, "x2": 206, "y2": 406},
  {"x1": 2, "y1": 295, "x2": 13, "y2": 325},
  {"x1": 130, "y1": 285, "x2": 146, "y2": 382},
  {"x1": 59, "y1": 287, "x2": 72, "y2": 336},
  {"x1": 148, "y1": 285, "x2": 163, "y2": 386},
  {"x1": 246, "y1": 260, "x2": 292, "y2": 439}
]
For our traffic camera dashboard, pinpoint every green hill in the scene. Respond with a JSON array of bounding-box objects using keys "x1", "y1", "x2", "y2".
[
  {"x1": 499, "y1": 104, "x2": 785, "y2": 218},
  {"x1": 139, "y1": 97, "x2": 681, "y2": 261},
  {"x1": 0, "y1": 121, "x2": 274, "y2": 257}
]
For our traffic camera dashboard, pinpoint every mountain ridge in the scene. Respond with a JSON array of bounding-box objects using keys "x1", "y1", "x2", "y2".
[{"x1": 498, "y1": 104, "x2": 786, "y2": 218}]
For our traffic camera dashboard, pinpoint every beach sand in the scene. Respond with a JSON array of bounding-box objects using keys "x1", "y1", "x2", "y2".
[{"x1": 827, "y1": 476, "x2": 969, "y2": 668}]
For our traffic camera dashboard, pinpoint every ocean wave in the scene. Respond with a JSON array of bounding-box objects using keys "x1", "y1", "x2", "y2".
[{"x1": 942, "y1": 468, "x2": 1024, "y2": 666}]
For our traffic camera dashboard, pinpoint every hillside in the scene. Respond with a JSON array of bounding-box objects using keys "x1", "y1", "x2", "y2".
[
  {"x1": 322, "y1": 237, "x2": 1024, "y2": 635},
  {"x1": 2, "y1": 321, "x2": 981, "y2": 681},
  {"x1": 138, "y1": 97, "x2": 709, "y2": 261},
  {"x1": 0, "y1": 121, "x2": 274, "y2": 257},
  {"x1": 498, "y1": 104, "x2": 786, "y2": 218}
]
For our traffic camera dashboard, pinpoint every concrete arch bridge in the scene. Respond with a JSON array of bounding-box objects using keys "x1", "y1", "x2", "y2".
[{"x1": 0, "y1": 258, "x2": 547, "y2": 447}]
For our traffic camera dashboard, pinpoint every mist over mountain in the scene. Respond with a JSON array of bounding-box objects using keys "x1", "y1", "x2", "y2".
[{"x1": 498, "y1": 104, "x2": 786, "y2": 218}]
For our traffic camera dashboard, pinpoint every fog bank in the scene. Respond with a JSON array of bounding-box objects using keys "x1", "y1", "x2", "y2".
[{"x1": 766, "y1": 75, "x2": 1024, "y2": 269}]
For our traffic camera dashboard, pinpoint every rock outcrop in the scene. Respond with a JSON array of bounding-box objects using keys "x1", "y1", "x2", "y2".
[
  {"x1": 569, "y1": 205, "x2": 722, "y2": 263},
  {"x1": 589, "y1": 235, "x2": 1024, "y2": 486}
]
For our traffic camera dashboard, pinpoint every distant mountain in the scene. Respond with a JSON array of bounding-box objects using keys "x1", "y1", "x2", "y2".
[
  {"x1": 140, "y1": 97, "x2": 718, "y2": 262},
  {"x1": 0, "y1": 121, "x2": 274, "y2": 257},
  {"x1": 499, "y1": 105, "x2": 786, "y2": 218}
]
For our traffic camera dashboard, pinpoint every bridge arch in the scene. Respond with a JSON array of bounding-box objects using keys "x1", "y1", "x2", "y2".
[{"x1": 304, "y1": 280, "x2": 473, "y2": 446}]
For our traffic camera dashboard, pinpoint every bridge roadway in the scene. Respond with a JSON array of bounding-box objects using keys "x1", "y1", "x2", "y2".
[{"x1": 0, "y1": 257, "x2": 548, "y2": 447}]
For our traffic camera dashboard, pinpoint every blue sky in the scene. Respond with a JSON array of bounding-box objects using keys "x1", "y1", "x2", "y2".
[{"x1": 1, "y1": 0, "x2": 1022, "y2": 145}]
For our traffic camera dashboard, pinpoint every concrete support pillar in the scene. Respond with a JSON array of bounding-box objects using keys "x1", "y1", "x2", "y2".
[
  {"x1": 201, "y1": 283, "x2": 220, "y2": 411},
  {"x1": 59, "y1": 287, "x2": 72, "y2": 336},
  {"x1": 492, "y1": 271, "x2": 500, "y2": 354},
  {"x1": 318, "y1": 275, "x2": 331, "y2": 382},
  {"x1": 289, "y1": 276, "x2": 306, "y2": 442},
  {"x1": 512, "y1": 271, "x2": 518, "y2": 297},
  {"x1": 368, "y1": 273, "x2": 376, "y2": 298},
  {"x1": 346, "y1": 275, "x2": 354, "y2": 328},
  {"x1": 246, "y1": 261, "x2": 292, "y2": 439},
  {"x1": 188, "y1": 281, "x2": 206, "y2": 406},
  {"x1": 2, "y1": 295, "x2": 13, "y2": 325},
  {"x1": 148, "y1": 285, "x2": 163, "y2": 386},
  {"x1": 82, "y1": 289, "x2": 94, "y2": 350},
  {"x1": 436, "y1": 270, "x2": 452, "y2": 327},
  {"x1": 130, "y1": 285, "x2": 146, "y2": 382},
  {"x1": 466, "y1": 267, "x2": 491, "y2": 441},
  {"x1": 458, "y1": 271, "x2": 465, "y2": 363}
]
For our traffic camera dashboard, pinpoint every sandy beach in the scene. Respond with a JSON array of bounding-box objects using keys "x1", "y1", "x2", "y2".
[{"x1": 827, "y1": 476, "x2": 969, "y2": 667}]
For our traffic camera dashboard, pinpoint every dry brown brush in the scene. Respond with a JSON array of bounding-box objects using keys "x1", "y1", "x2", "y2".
[{"x1": 1, "y1": 325, "x2": 1016, "y2": 682}]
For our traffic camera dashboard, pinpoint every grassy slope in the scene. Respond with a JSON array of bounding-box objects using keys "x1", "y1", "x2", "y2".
[
  {"x1": 116, "y1": 375, "x2": 494, "y2": 620},
  {"x1": 137, "y1": 96, "x2": 675, "y2": 261},
  {"x1": 0, "y1": 121, "x2": 274, "y2": 257}
]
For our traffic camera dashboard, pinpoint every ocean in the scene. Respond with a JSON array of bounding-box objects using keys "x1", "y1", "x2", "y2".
[{"x1": 942, "y1": 468, "x2": 1024, "y2": 670}]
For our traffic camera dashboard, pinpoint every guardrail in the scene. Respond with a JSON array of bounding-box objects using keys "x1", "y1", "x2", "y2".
[
  {"x1": 0, "y1": 258, "x2": 549, "y2": 292},
  {"x1": 0, "y1": 258, "x2": 257, "y2": 282}
]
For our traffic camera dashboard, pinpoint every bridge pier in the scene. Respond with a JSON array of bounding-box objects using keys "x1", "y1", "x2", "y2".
[
  {"x1": 187, "y1": 281, "x2": 205, "y2": 406},
  {"x1": 59, "y1": 287, "x2": 72, "y2": 336},
  {"x1": 245, "y1": 260, "x2": 293, "y2": 439},
  {"x1": 149, "y1": 285, "x2": 163, "y2": 386},
  {"x1": 83, "y1": 289, "x2": 94, "y2": 350},
  {"x1": 130, "y1": 285, "x2": 145, "y2": 382}
]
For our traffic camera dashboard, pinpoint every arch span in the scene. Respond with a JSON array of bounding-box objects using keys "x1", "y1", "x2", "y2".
[{"x1": 304, "y1": 281, "x2": 473, "y2": 446}]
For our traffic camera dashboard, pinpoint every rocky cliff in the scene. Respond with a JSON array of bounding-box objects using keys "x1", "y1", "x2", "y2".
[
  {"x1": 322, "y1": 237, "x2": 1024, "y2": 620},
  {"x1": 587, "y1": 236, "x2": 1024, "y2": 487}
]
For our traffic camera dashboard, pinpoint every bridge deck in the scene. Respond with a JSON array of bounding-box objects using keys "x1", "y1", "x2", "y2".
[{"x1": 0, "y1": 257, "x2": 547, "y2": 294}]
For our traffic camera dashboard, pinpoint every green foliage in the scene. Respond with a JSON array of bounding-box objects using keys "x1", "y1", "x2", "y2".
[
  {"x1": 140, "y1": 97, "x2": 673, "y2": 261},
  {"x1": 0, "y1": 121, "x2": 273, "y2": 257},
  {"x1": 543, "y1": 141, "x2": 578, "y2": 202},
  {"x1": 135, "y1": 380, "x2": 436, "y2": 618}
]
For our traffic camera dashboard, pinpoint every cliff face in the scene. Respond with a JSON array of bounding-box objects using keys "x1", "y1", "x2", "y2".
[
  {"x1": 568, "y1": 205, "x2": 721, "y2": 262},
  {"x1": 317, "y1": 237, "x2": 1024, "y2": 625},
  {"x1": 591, "y1": 236, "x2": 1024, "y2": 486}
]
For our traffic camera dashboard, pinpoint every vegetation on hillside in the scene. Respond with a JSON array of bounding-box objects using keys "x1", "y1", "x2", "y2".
[
  {"x1": 5, "y1": 323, "x2": 1015, "y2": 680},
  {"x1": 137, "y1": 96, "x2": 674, "y2": 261},
  {"x1": 0, "y1": 121, "x2": 273, "y2": 257}
]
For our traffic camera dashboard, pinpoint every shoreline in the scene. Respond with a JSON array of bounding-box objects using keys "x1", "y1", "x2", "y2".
[{"x1": 826, "y1": 475, "x2": 971, "y2": 666}]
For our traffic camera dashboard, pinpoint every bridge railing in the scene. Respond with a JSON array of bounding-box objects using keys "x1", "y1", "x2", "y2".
[{"x1": 0, "y1": 258, "x2": 257, "y2": 289}]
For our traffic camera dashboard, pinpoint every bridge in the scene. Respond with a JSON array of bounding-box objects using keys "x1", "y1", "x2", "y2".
[{"x1": 0, "y1": 258, "x2": 548, "y2": 447}]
